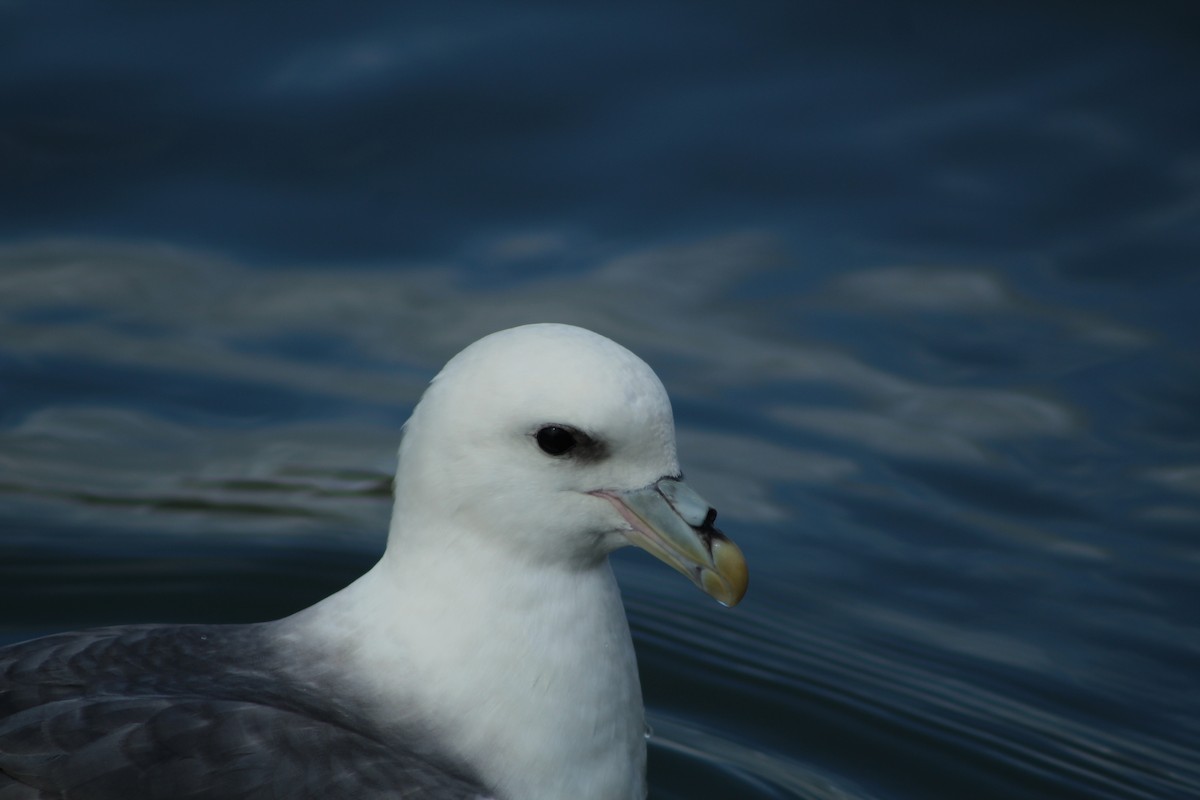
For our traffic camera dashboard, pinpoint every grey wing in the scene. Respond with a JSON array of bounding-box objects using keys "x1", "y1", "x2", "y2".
[
  {"x1": 1, "y1": 629, "x2": 491, "y2": 800},
  {"x1": 0, "y1": 695, "x2": 488, "y2": 800}
]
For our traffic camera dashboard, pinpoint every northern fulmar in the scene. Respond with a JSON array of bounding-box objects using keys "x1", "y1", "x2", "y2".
[{"x1": 0, "y1": 323, "x2": 748, "y2": 800}]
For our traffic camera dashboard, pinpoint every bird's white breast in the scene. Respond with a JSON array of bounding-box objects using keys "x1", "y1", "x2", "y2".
[{"x1": 283, "y1": 538, "x2": 647, "y2": 800}]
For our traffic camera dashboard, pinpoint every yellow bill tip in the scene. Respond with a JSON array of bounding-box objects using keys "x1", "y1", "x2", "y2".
[{"x1": 703, "y1": 536, "x2": 749, "y2": 607}]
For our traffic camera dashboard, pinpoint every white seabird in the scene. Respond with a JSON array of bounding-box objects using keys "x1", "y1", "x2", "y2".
[{"x1": 0, "y1": 323, "x2": 748, "y2": 800}]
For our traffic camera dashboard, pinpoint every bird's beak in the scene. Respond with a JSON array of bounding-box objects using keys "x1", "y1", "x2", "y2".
[{"x1": 592, "y1": 478, "x2": 748, "y2": 607}]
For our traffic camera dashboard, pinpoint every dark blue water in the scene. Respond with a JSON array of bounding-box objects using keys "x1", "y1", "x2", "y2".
[{"x1": 2, "y1": 3, "x2": 1198, "y2": 798}]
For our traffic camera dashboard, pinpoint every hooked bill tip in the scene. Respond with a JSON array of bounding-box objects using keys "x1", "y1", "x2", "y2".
[{"x1": 704, "y1": 536, "x2": 749, "y2": 607}]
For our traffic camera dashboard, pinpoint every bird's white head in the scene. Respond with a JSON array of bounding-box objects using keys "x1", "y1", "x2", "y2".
[{"x1": 389, "y1": 323, "x2": 746, "y2": 605}]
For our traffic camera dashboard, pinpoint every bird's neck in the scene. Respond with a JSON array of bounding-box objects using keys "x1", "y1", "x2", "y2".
[{"x1": 282, "y1": 528, "x2": 647, "y2": 800}]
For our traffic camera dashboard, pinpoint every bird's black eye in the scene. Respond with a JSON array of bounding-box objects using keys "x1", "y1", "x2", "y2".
[{"x1": 536, "y1": 425, "x2": 578, "y2": 456}]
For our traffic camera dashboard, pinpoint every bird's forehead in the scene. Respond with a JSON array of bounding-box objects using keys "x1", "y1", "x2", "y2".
[{"x1": 436, "y1": 325, "x2": 672, "y2": 432}]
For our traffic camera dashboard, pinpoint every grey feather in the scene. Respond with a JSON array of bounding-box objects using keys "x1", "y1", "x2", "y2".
[{"x1": 0, "y1": 625, "x2": 491, "y2": 799}]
